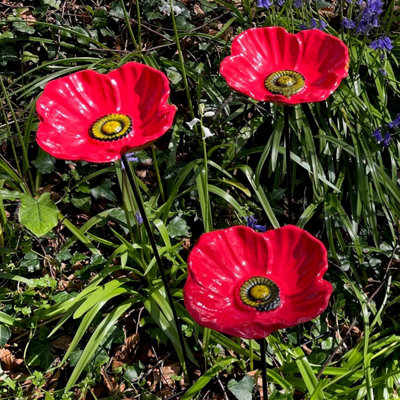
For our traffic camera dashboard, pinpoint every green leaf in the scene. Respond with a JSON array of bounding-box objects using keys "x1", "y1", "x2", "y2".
[
  {"x1": 0, "y1": 325, "x2": 11, "y2": 348},
  {"x1": 181, "y1": 357, "x2": 237, "y2": 399},
  {"x1": 90, "y1": 180, "x2": 117, "y2": 202},
  {"x1": 43, "y1": 0, "x2": 61, "y2": 9},
  {"x1": 228, "y1": 375, "x2": 254, "y2": 400},
  {"x1": 31, "y1": 150, "x2": 56, "y2": 174},
  {"x1": 166, "y1": 216, "x2": 190, "y2": 238},
  {"x1": 20, "y1": 251, "x2": 40, "y2": 272},
  {"x1": 26, "y1": 339, "x2": 55, "y2": 369},
  {"x1": 21, "y1": 51, "x2": 39, "y2": 64},
  {"x1": 19, "y1": 193, "x2": 58, "y2": 236}
]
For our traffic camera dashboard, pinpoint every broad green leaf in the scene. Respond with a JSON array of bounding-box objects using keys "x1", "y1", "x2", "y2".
[
  {"x1": 228, "y1": 375, "x2": 254, "y2": 400},
  {"x1": 19, "y1": 193, "x2": 58, "y2": 236}
]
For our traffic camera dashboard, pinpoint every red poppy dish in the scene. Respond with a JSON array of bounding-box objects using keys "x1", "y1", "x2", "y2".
[
  {"x1": 220, "y1": 27, "x2": 349, "y2": 105},
  {"x1": 183, "y1": 225, "x2": 332, "y2": 339},
  {"x1": 36, "y1": 62, "x2": 176, "y2": 163}
]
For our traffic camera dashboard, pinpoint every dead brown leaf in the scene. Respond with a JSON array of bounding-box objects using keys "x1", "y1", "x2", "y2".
[
  {"x1": 51, "y1": 335, "x2": 72, "y2": 350},
  {"x1": 0, "y1": 348, "x2": 22, "y2": 371},
  {"x1": 161, "y1": 362, "x2": 181, "y2": 386},
  {"x1": 114, "y1": 333, "x2": 140, "y2": 362}
]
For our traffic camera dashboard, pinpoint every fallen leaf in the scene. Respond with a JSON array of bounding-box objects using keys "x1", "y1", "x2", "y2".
[{"x1": 51, "y1": 335, "x2": 72, "y2": 350}]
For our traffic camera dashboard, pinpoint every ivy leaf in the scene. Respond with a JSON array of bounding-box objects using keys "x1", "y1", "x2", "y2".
[
  {"x1": 167, "y1": 216, "x2": 190, "y2": 238},
  {"x1": 31, "y1": 150, "x2": 56, "y2": 174},
  {"x1": 19, "y1": 193, "x2": 58, "y2": 237},
  {"x1": 91, "y1": 180, "x2": 117, "y2": 202},
  {"x1": 26, "y1": 339, "x2": 55, "y2": 369},
  {"x1": 227, "y1": 376, "x2": 254, "y2": 400}
]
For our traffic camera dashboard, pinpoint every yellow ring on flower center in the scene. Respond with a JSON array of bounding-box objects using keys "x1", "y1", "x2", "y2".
[
  {"x1": 240, "y1": 276, "x2": 280, "y2": 311},
  {"x1": 265, "y1": 70, "x2": 305, "y2": 98},
  {"x1": 90, "y1": 113, "x2": 132, "y2": 141}
]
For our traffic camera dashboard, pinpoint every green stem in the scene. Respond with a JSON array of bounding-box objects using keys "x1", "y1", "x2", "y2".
[
  {"x1": 0, "y1": 76, "x2": 34, "y2": 192},
  {"x1": 136, "y1": 0, "x2": 142, "y2": 51},
  {"x1": 249, "y1": 339, "x2": 254, "y2": 371},
  {"x1": 200, "y1": 119, "x2": 212, "y2": 232},
  {"x1": 122, "y1": 154, "x2": 192, "y2": 385},
  {"x1": 151, "y1": 145, "x2": 165, "y2": 203},
  {"x1": 120, "y1": 0, "x2": 139, "y2": 52},
  {"x1": 168, "y1": 0, "x2": 195, "y2": 119},
  {"x1": 259, "y1": 338, "x2": 268, "y2": 400}
]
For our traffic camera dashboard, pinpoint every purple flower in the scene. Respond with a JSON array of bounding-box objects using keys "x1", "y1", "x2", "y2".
[
  {"x1": 257, "y1": 0, "x2": 273, "y2": 8},
  {"x1": 355, "y1": 0, "x2": 384, "y2": 34},
  {"x1": 245, "y1": 216, "x2": 267, "y2": 232},
  {"x1": 135, "y1": 212, "x2": 143, "y2": 225},
  {"x1": 383, "y1": 132, "x2": 391, "y2": 148},
  {"x1": 121, "y1": 152, "x2": 139, "y2": 170},
  {"x1": 372, "y1": 129, "x2": 383, "y2": 143},
  {"x1": 342, "y1": 18, "x2": 356, "y2": 29},
  {"x1": 276, "y1": 0, "x2": 285, "y2": 5},
  {"x1": 369, "y1": 36, "x2": 393, "y2": 51},
  {"x1": 379, "y1": 68, "x2": 387, "y2": 76},
  {"x1": 388, "y1": 114, "x2": 400, "y2": 129},
  {"x1": 310, "y1": 18, "x2": 327, "y2": 30},
  {"x1": 294, "y1": 0, "x2": 303, "y2": 8}
]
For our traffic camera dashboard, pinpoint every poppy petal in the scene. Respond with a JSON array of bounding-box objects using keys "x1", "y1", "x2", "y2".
[
  {"x1": 184, "y1": 225, "x2": 332, "y2": 339},
  {"x1": 220, "y1": 27, "x2": 349, "y2": 105},
  {"x1": 36, "y1": 62, "x2": 176, "y2": 162}
]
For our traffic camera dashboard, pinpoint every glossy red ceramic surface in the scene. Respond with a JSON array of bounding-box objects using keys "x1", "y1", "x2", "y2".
[
  {"x1": 220, "y1": 27, "x2": 349, "y2": 105},
  {"x1": 183, "y1": 225, "x2": 332, "y2": 339},
  {"x1": 36, "y1": 62, "x2": 176, "y2": 163}
]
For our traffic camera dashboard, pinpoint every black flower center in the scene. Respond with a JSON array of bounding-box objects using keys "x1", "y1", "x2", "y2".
[
  {"x1": 265, "y1": 70, "x2": 305, "y2": 98},
  {"x1": 240, "y1": 276, "x2": 280, "y2": 311},
  {"x1": 89, "y1": 113, "x2": 132, "y2": 141}
]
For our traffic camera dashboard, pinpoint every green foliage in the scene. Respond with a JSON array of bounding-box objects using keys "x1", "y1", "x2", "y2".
[
  {"x1": 0, "y1": 0, "x2": 399, "y2": 398},
  {"x1": 19, "y1": 193, "x2": 58, "y2": 236}
]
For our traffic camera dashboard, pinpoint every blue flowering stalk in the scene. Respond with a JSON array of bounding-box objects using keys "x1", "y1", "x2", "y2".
[
  {"x1": 369, "y1": 36, "x2": 393, "y2": 51},
  {"x1": 388, "y1": 114, "x2": 400, "y2": 129},
  {"x1": 356, "y1": 0, "x2": 384, "y2": 34},
  {"x1": 294, "y1": 0, "x2": 303, "y2": 8},
  {"x1": 342, "y1": 17, "x2": 356, "y2": 30},
  {"x1": 372, "y1": 129, "x2": 383, "y2": 143},
  {"x1": 245, "y1": 215, "x2": 267, "y2": 232},
  {"x1": 257, "y1": 0, "x2": 273, "y2": 8}
]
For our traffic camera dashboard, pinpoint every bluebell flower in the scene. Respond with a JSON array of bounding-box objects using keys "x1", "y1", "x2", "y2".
[
  {"x1": 257, "y1": 0, "x2": 273, "y2": 8},
  {"x1": 245, "y1": 216, "x2": 267, "y2": 232},
  {"x1": 372, "y1": 129, "x2": 383, "y2": 143},
  {"x1": 379, "y1": 68, "x2": 387, "y2": 76},
  {"x1": 135, "y1": 212, "x2": 143, "y2": 225},
  {"x1": 355, "y1": 0, "x2": 384, "y2": 35},
  {"x1": 388, "y1": 114, "x2": 400, "y2": 129},
  {"x1": 294, "y1": 0, "x2": 303, "y2": 8},
  {"x1": 121, "y1": 152, "x2": 139, "y2": 170},
  {"x1": 276, "y1": 0, "x2": 285, "y2": 5},
  {"x1": 342, "y1": 18, "x2": 356, "y2": 29},
  {"x1": 383, "y1": 132, "x2": 391, "y2": 148},
  {"x1": 369, "y1": 36, "x2": 393, "y2": 51},
  {"x1": 310, "y1": 18, "x2": 327, "y2": 30}
]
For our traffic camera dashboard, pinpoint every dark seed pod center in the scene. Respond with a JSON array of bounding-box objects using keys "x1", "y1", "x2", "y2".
[
  {"x1": 90, "y1": 113, "x2": 132, "y2": 141},
  {"x1": 265, "y1": 70, "x2": 305, "y2": 98},
  {"x1": 240, "y1": 276, "x2": 280, "y2": 311}
]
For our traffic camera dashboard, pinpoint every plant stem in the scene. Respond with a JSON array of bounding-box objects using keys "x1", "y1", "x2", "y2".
[
  {"x1": 284, "y1": 106, "x2": 293, "y2": 224},
  {"x1": 151, "y1": 144, "x2": 165, "y2": 203},
  {"x1": 121, "y1": 154, "x2": 191, "y2": 384},
  {"x1": 168, "y1": 0, "x2": 195, "y2": 120},
  {"x1": 259, "y1": 338, "x2": 268, "y2": 400},
  {"x1": 120, "y1": 0, "x2": 139, "y2": 52}
]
